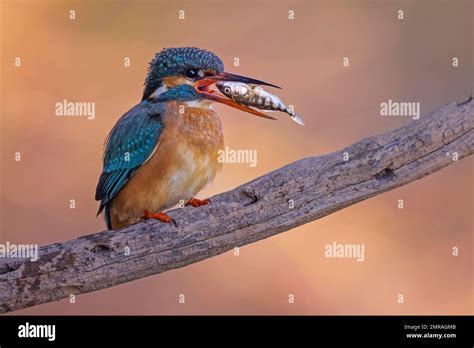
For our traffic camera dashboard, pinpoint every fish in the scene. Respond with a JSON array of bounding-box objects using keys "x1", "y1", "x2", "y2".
[{"x1": 216, "y1": 81, "x2": 305, "y2": 125}]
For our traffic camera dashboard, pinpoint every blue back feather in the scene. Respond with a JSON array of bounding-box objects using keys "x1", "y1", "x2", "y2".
[{"x1": 95, "y1": 100, "x2": 165, "y2": 225}]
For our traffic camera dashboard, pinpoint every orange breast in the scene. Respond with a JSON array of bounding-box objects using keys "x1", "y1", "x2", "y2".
[{"x1": 109, "y1": 101, "x2": 224, "y2": 229}]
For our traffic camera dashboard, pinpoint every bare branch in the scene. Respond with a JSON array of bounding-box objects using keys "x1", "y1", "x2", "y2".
[{"x1": 1, "y1": 97, "x2": 472, "y2": 313}]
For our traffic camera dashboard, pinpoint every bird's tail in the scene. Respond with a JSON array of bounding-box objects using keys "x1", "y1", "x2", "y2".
[
  {"x1": 105, "y1": 205, "x2": 113, "y2": 230},
  {"x1": 97, "y1": 202, "x2": 113, "y2": 229}
]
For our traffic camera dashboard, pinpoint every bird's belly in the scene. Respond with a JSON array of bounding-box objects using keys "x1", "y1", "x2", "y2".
[
  {"x1": 154, "y1": 142, "x2": 220, "y2": 210},
  {"x1": 110, "y1": 105, "x2": 223, "y2": 228},
  {"x1": 113, "y1": 139, "x2": 222, "y2": 220}
]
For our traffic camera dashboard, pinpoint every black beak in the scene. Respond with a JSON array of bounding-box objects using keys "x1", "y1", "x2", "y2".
[{"x1": 211, "y1": 72, "x2": 281, "y2": 89}]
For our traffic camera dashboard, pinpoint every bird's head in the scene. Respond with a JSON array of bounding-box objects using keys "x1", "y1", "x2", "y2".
[{"x1": 142, "y1": 47, "x2": 279, "y2": 119}]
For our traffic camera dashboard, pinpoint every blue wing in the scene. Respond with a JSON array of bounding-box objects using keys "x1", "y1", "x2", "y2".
[{"x1": 95, "y1": 101, "x2": 165, "y2": 220}]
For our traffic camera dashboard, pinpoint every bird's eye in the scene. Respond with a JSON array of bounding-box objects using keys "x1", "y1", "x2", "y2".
[
  {"x1": 185, "y1": 69, "x2": 198, "y2": 79},
  {"x1": 224, "y1": 87, "x2": 231, "y2": 94}
]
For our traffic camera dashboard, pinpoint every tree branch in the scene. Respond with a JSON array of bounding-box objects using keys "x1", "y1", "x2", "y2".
[{"x1": 1, "y1": 97, "x2": 472, "y2": 313}]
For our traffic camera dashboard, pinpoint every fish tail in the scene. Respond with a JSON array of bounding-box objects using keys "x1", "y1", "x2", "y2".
[
  {"x1": 284, "y1": 106, "x2": 297, "y2": 116},
  {"x1": 292, "y1": 113, "x2": 305, "y2": 126},
  {"x1": 285, "y1": 108, "x2": 305, "y2": 126}
]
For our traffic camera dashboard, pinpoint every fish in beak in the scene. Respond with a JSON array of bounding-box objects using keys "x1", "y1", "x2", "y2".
[{"x1": 194, "y1": 72, "x2": 280, "y2": 120}]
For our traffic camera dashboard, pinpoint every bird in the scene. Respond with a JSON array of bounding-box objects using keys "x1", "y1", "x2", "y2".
[{"x1": 95, "y1": 47, "x2": 279, "y2": 229}]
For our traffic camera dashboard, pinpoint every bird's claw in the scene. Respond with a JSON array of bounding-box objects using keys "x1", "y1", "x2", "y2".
[
  {"x1": 185, "y1": 198, "x2": 210, "y2": 207},
  {"x1": 143, "y1": 210, "x2": 176, "y2": 226}
]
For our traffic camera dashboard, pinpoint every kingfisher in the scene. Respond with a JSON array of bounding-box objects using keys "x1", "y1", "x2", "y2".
[{"x1": 96, "y1": 47, "x2": 278, "y2": 229}]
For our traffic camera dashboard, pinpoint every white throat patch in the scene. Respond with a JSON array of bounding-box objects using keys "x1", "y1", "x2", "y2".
[
  {"x1": 149, "y1": 85, "x2": 168, "y2": 99},
  {"x1": 149, "y1": 85, "x2": 212, "y2": 109}
]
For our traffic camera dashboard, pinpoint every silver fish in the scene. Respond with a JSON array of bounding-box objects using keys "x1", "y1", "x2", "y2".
[{"x1": 216, "y1": 82, "x2": 305, "y2": 125}]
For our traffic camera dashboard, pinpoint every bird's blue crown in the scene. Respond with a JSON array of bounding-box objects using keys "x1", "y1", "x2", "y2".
[{"x1": 142, "y1": 47, "x2": 224, "y2": 100}]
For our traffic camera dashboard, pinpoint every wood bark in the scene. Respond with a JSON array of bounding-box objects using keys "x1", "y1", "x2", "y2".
[{"x1": 0, "y1": 97, "x2": 472, "y2": 313}]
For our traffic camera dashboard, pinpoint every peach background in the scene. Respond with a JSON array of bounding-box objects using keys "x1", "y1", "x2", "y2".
[{"x1": 1, "y1": 0, "x2": 472, "y2": 314}]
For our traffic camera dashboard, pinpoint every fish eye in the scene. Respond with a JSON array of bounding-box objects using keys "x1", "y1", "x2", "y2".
[{"x1": 224, "y1": 87, "x2": 231, "y2": 94}]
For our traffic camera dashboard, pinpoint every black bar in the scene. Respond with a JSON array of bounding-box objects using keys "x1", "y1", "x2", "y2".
[{"x1": 0, "y1": 315, "x2": 472, "y2": 346}]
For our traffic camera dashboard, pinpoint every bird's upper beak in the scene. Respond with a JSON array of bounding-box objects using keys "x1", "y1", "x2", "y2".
[{"x1": 194, "y1": 72, "x2": 280, "y2": 120}]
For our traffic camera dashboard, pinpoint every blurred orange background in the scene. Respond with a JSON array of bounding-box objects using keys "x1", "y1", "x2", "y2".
[{"x1": 0, "y1": 0, "x2": 472, "y2": 314}]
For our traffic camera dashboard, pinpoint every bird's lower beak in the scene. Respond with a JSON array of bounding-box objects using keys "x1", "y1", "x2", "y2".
[{"x1": 194, "y1": 72, "x2": 280, "y2": 120}]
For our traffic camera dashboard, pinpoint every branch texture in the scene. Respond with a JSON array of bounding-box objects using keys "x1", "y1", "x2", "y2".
[{"x1": 1, "y1": 97, "x2": 473, "y2": 313}]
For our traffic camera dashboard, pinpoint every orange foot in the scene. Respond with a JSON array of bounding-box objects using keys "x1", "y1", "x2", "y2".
[
  {"x1": 185, "y1": 198, "x2": 210, "y2": 207},
  {"x1": 143, "y1": 210, "x2": 175, "y2": 224}
]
